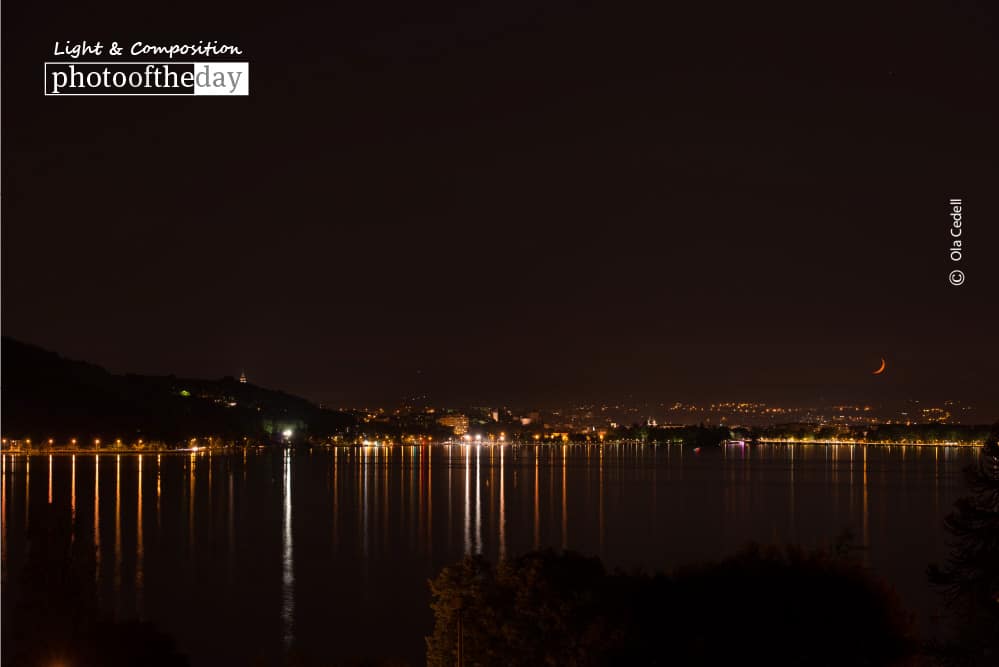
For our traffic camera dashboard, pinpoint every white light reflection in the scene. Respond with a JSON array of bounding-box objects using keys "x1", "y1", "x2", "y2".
[{"x1": 282, "y1": 449, "x2": 294, "y2": 649}]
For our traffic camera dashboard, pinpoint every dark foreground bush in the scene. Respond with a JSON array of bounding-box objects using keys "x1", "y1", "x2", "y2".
[
  {"x1": 4, "y1": 505, "x2": 188, "y2": 667},
  {"x1": 928, "y1": 433, "x2": 999, "y2": 666},
  {"x1": 427, "y1": 544, "x2": 914, "y2": 666}
]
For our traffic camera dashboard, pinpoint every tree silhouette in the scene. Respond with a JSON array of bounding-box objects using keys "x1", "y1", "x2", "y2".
[
  {"x1": 3, "y1": 504, "x2": 189, "y2": 667},
  {"x1": 428, "y1": 544, "x2": 913, "y2": 666},
  {"x1": 929, "y1": 423, "x2": 999, "y2": 665}
]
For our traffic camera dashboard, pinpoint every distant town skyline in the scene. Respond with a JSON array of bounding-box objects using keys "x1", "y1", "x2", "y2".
[{"x1": 6, "y1": 334, "x2": 994, "y2": 426}]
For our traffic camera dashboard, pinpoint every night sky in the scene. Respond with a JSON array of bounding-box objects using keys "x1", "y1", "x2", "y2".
[{"x1": 3, "y1": 1, "x2": 997, "y2": 409}]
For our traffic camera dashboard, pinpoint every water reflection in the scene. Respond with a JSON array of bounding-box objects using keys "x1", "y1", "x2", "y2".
[
  {"x1": 534, "y1": 450, "x2": 540, "y2": 549},
  {"x1": 475, "y1": 446, "x2": 482, "y2": 555},
  {"x1": 94, "y1": 455, "x2": 100, "y2": 584},
  {"x1": 2, "y1": 456, "x2": 7, "y2": 577},
  {"x1": 332, "y1": 447, "x2": 338, "y2": 554},
  {"x1": 71, "y1": 455, "x2": 76, "y2": 543},
  {"x1": 561, "y1": 445, "x2": 567, "y2": 550},
  {"x1": 0, "y1": 444, "x2": 980, "y2": 666},
  {"x1": 188, "y1": 452, "x2": 195, "y2": 559},
  {"x1": 863, "y1": 446, "x2": 870, "y2": 567},
  {"x1": 282, "y1": 448, "x2": 294, "y2": 649},
  {"x1": 599, "y1": 446, "x2": 605, "y2": 554},
  {"x1": 115, "y1": 455, "x2": 121, "y2": 613},
  {"x1": 137, "y1": 455, "x2": 144, "y2": 617},
  {"x1": 227, "y1": 461, "x2": 235, "y2": 584},
  {"x1": 427, "y1": 448, "x2": 433, "y2": 558},
  {"x1": 499, "y1": 446, "x2": 505, "y2": 561},
  {"x1": 463, "y1": 447, "x2": 470, "y2": 555}
]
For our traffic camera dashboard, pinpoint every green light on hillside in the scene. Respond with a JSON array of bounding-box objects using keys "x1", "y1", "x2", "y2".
[{"x1": 179, "y1": 390, "x2": 191, "y2": 397}]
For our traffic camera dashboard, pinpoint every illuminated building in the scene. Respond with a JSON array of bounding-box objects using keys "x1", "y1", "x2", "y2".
[{"x1": 438, "y1": 414, "x2": 469, "y2": 436}]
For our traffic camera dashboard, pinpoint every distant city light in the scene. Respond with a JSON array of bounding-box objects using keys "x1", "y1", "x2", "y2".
[{"x1": 282, "y1": 429, "x2": 293, "y2": 438}]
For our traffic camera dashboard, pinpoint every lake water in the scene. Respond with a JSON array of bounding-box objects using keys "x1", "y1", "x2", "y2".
[{"x1": 0, "y1": 443, "x2": 978, "y2": 665}]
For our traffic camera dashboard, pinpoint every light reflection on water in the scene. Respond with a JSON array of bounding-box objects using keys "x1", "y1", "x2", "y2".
[
  {"x1": 282, "y1": 448, "x2": 294, "y2": 649},
  {"x1": 0, "y1": 443, "x2": 979, "y2": 666}
]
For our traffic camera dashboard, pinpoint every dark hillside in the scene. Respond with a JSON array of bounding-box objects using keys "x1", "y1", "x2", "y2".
[{"x1": 1, "y1": 337, "x2": 355, "y2": 444}]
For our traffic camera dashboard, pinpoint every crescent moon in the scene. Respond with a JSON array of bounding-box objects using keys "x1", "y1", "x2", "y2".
[{"x1": 872, "y1": 357, "x2": 887, "y2": 375}]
